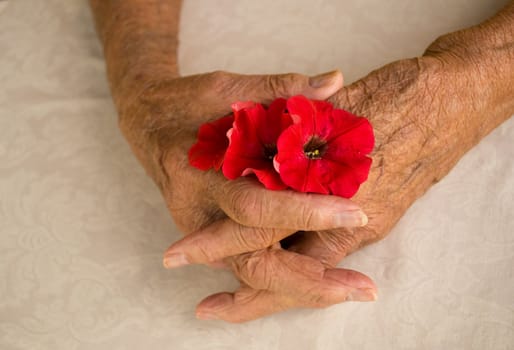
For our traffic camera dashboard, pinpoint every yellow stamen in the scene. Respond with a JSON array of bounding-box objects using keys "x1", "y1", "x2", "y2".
[{"x1": 305, "y1": 149, "x2": 321, "y2": 158}]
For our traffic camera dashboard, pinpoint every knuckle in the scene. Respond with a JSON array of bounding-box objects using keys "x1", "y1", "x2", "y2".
[
  {"x1": 233, "y1": 226, "x2": 276, "y2": 251},
  {"x1": 266, "y1": 73, "x2": 302, "y2": 98},
  {"x1": 251, "y1": 228, "x2": 277, "y2": 248},
  {"x1": 244, "y1": 256, "x2": 262, "y2": 285},
  {"x1": 249, "y1": 256, "x2": 274, "y2": 289},
  {"x1": 299, "y1": 203, "x2": 317, "y2": 229},
  {"x1": 232, "y1": 251, "x2": 273, "y2": 290},
  {"x1": 190, "y1": 235, "x2": 219, "y2": 262},
  {"x1": 225, "y1": 185, "x2": 261, "y2": 225},
  {"x1": 207, "y1": 70, "x2": 235, "y2": 94},
  {"x1": 229, "y1": 254, "x2": 247, "y2": 281},
  {"x1": 328, "y1": 88, "x2": 352, "y2": 111},
  {"x1": 328, "y1": 229, "x2": 360, "y2": 253},
  {"x1": 357, "y1": 225, "x2": 383, "y2": 247},
  {"x1": 315, "y1": 229, "x2": 362, "y2": 266},
  {"x1": 265, "y1": 75, "x2": 282, "y2": 97},
  {"x1": 209, "y1": 69, "x2": 230, "y2": 82},
  {"x1": 237, "y1": 203, "x2": 259, "y2": 226},
  {"x1": 424, "y1": 32, "x2": 463, "y2": 57}
]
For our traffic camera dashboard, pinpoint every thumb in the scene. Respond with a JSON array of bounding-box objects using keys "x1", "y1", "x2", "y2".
[{"x1": 237, "y1": 70, "x2": 344, "y2": 103}]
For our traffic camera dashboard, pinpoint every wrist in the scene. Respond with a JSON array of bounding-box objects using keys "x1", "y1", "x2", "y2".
[
  {"x1": 117, "y1": 76, "x2": 198, "y2": 192},
  {"x1": 105, "y1": 49, "x2": 179, "y2": 114},
  {"x1": 424, "y1": 5, "x2": 514, "y2": 109}
]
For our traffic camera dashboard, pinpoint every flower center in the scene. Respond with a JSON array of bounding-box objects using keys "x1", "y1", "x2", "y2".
[
  {"x1": 303, "y1": 136, "x2": 327, "y2": 159},
  {"x1": 263, "y1": 144, "x2": 277, "y2": 160}
]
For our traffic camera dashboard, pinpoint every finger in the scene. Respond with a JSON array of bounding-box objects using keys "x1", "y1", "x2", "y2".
[
  {"x1": 228, "y1": 248, "x2": 375, "y2": 297},
  {"x1": 214, "y1": 177, "x2": 368, "y2": 230},
  {"x1": 285, "y1": 227, "x2": 367, "y2": 268},
  {"x1": 235, "y1": 70, "x2": 345, "y2": 103},
  {"x1": 159, "y1": 70, "x2": 344, "y2": 131},
  {"x1": 162, "y1": 215, "x2": 365, "y2": 266},
  {"x1": 194, "y1": 70, "x2": 344, "y2": 121},
  {"x1": 195, "y1": 288, "x2": 290, "y2": 323},
  {"x1": 163, "y1": 219, "x2": 294, "y2": 267},
  {"x1": 195, "y1": 263, "x2": 377, "y2": 323}
]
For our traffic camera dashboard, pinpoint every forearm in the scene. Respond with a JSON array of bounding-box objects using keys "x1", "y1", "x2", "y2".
[
  {"x1": 476, "y1": 1, "x2": 514, "y2": 111},
  {"x1": 425, "y1": 1, "x2": 514, "y2": 133},
  {"x1": 89, "y1": 0, "x2": 182, "y2": 105},
  {"x1": 420, "y1": 1, "x2": 514, "y2": 188},
  {"x1": 89, "y1": 0, "x2": 183, "y2": 181}
]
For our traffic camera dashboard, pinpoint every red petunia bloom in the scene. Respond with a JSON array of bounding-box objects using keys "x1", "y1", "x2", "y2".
[
  {"x1": 188, "y1": 114, "x2": 234, "y2": 171},
  {"x1": 274, "y1": 95, "x2": 374, "y2": 198},
  {"x1": 222, "y1": 98, "x2": 293, "y2": 190}
]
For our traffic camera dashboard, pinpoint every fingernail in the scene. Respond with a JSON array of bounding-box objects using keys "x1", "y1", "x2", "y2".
[
  {"x1": 334, "y1": 210, "x2": 368, "y2": 227},
  {"x1": 163, "y1": 253, "x2": 189, "y2": 269},
  {"x1": 309, "y1": 70, "x2": 340, "y2": 88},
  {"x1": 196, "y1": 312, "x2": 219, "y2": 320},
  {"x1": 347, "y1": 288, "x2": 377, "y2": 302}
]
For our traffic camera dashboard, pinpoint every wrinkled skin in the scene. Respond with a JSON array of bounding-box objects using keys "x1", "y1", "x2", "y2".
[
  {"x1": 167, "y1": 35, "x2": 512, "y2": 321},
  {"x1": 91, "y1": 0, "x2": 514, "y2": 322},
  {"x1": 119, "y1": 71, "x2": 381, "y2": 320},
  {"x1": 129, "y1": 53, "x2": 509, "y2": 322}
]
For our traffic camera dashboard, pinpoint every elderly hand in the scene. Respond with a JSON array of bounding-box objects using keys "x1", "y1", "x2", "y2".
[
  {"x1": 90, "y1": 0, "x2": 377, "y2": 323},
  {"x1": 171, "y1": 12, "x2": 514, "y2": 321},
  {"x1": 92, "y1": 0, "x2": 513, "y2": 324},
  {"x1": 166, "y1": 59, "x2": 439, "y2": 322},
  {"x1": 116, "y1": 69, "x2": 380, "y2": 316}
]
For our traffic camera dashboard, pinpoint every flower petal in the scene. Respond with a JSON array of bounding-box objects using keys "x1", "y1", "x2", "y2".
[
  {"x1": 287, "y1": 95, "x2": 336, "y2": 139},
  {"x1": 324, "y1": 117, "x2": 375, "y2": 162},
  {"x1": 222, "y1": 105, "x2": 266, "y2": 179},
  {"x1": 242, "y1": 166, "x2": 288, "y2": 190},
  {"x1": 324, "y1": 156, "x2": 373, "y2": 197},
  {"x1": 312, "y1": 99, "x2": 334, "y2": 116},
  {"x1": 231, "y1": 101, "x2": 256, "y2": 112},
  {"x1": 276, "y1": 123, "x2": 306, "y2": 159},
  {"x1": 234, "y1": 104, "x2": 267, "y2": 150},
  {"x1": 276, "y1": 98, "x2": 374, "y2": 198},
  {"x1": 279, "y1": 155, "x2": 371, "y2": 197},
  {"x1": 258, "y1": 98, "x2": 292, "y2": 145},
  {"x1": 223, "y1": 101, "x2": 291, "y2": 180},
  {"x1": 188, "y1": 114, "x2": 234, "y2": 170},
  {"x1": 276, "y1": 156, "x2": 330, "y2": 194},
  {"x1": 286, "y1": 95, "x2": 315, "y2": 130}
]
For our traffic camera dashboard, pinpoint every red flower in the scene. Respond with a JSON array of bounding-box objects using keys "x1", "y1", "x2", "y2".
[
  {"x1": 189, "y1": 95, "x2": 375, "y2": 198},
  {"x1": 222, "y1": 99, "x2": 293, "y2": 190},
  {"x1": 274, "y1": 95, "x2": 374, "y2": 198},
  {"x1": 188, "y1": 114, "x2": 234, "y2": 171}
]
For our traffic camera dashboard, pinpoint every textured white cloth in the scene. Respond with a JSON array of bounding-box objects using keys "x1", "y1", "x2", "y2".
[{"x1": 0, "y1": 0, "x2": 513, "y2": 349}]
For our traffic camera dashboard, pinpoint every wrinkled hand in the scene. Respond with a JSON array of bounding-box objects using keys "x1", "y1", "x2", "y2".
[
  {"x1": 165, "y1": 35, "x2": 497, "y2": 321},
  {"x1": 118, "y1": 70, "x2": 378, "y2": 321}
]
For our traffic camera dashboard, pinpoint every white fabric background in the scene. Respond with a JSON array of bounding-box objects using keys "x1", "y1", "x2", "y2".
[{"x1": 0, "y1": 0, "x2": 513, "y2": 349}]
